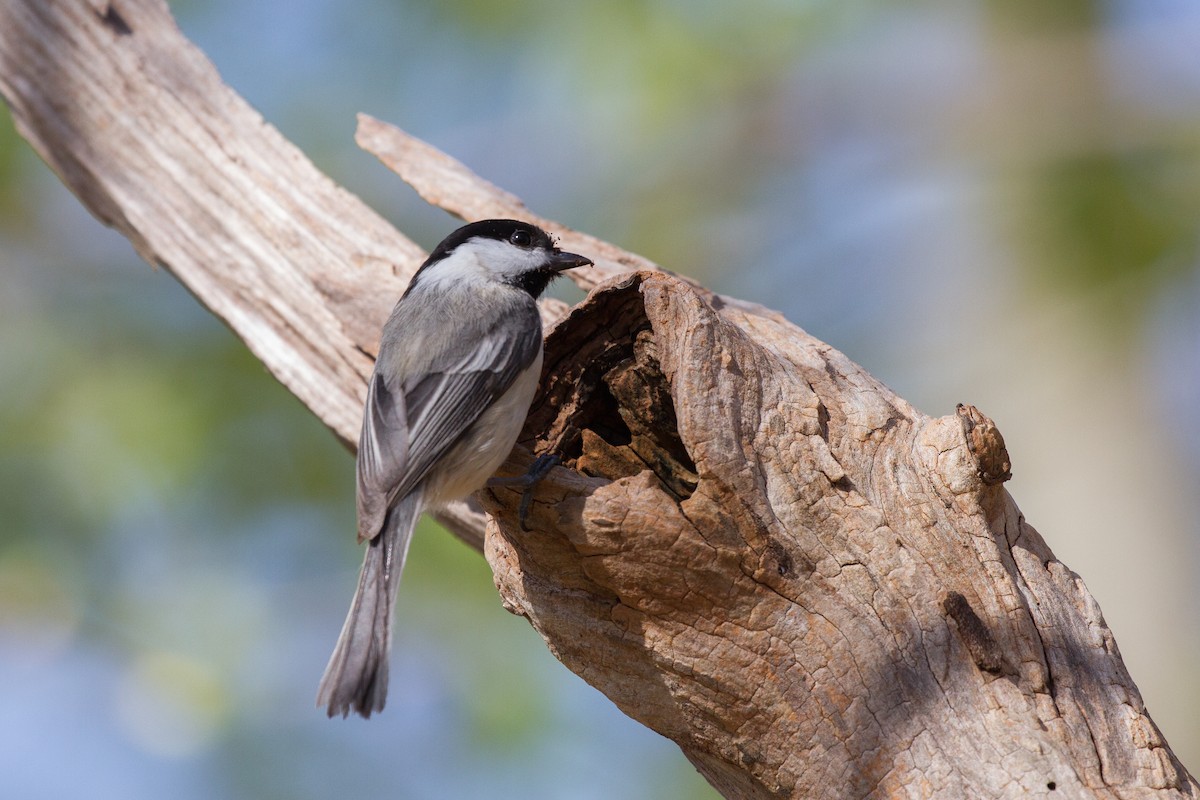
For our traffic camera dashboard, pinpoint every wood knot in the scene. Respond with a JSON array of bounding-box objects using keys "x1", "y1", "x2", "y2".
[
  {"x1": 97, "y1": 3, "x2": 133, "y2": 35},
  {"x1": 942, "y1": 591, "x2": 1005, "y2": 674},
  {"x1": 956, "y1": 404, "x2": 1011, "y2": 485}
]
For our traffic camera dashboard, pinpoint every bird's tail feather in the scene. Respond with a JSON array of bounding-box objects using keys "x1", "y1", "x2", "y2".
[{"x1": 317, "y1": 491, "x2": 422, "y2": 718}]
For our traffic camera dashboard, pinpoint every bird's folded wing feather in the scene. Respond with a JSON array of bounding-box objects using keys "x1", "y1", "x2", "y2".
[{"x1": 355, "y1": 313, "x2": 542, "y2": 543}]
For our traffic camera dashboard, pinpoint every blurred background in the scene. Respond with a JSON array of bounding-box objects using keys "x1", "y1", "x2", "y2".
[{"x1": 2, "y1": 0, "x2": 1199, "y2": 797}]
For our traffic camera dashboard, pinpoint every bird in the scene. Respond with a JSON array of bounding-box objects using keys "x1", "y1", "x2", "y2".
[{"x1": 317, "y1": 218, "x2": 592, "y2": 718}]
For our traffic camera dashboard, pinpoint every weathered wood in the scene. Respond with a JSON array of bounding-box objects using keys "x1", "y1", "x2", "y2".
[
  {"x1": 487, "y1": 271, "x2": 1198, "y2": 797},
  {"x1": 1, "y1": 1, "x2": 1194, "y2": 797}
]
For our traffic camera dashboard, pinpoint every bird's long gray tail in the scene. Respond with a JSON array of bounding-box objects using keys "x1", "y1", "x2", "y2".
[{"x1": 317, "y1": 491, "x2": 422, "y2": 718}]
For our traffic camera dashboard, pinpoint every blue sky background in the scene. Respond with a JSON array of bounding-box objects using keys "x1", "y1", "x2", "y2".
[{"x1": 2, "y1": 1, "x2": 1200, "y2": 797}]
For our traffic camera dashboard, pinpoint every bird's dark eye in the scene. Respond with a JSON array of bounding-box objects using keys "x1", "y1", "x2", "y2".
[{"x1": 510, "y1": 229, "x2": 532, "y2": 248}]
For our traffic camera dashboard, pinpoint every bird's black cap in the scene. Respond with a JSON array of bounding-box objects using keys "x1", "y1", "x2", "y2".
[{"x1": 425, "y1": 219, "x2": 555, "y2": 266}]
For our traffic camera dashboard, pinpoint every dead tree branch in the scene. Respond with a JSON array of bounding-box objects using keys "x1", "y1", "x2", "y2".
[{"x1": 1, "y1": 1, "x2": 1194, "y2": 797}]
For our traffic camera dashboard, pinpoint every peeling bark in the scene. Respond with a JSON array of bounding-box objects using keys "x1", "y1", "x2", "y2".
[{"x1": 0, "y1": 1, "x2": 1195, "y2": 797}]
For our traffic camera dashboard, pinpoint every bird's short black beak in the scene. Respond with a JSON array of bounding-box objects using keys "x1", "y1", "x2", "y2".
[{"x1": 546, "y1": 250, "x2": 593, "y2": 272}]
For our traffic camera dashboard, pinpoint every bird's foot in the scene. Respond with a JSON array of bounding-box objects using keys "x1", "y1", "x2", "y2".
[{"x1": 487, "y1": 453, "x2": 560, "y2": 530}]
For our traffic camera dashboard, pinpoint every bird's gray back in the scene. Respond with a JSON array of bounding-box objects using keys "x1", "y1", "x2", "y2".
[{"x1": 376, "y1": 281, "x2": 540, "y2": 385}]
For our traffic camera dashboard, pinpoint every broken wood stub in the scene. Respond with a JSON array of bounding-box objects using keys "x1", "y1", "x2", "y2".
[
  {"x1": 958, "y1": 402, "x2": 1013, "y2": 486},
  {"x1": 481, "y1": 271, "x2": 1194, "y2": 799}
]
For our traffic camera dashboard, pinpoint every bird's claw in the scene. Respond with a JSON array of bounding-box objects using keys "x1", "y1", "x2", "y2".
[{"x1": 488, "y1": 453, "x2": 561, "y2": 530}]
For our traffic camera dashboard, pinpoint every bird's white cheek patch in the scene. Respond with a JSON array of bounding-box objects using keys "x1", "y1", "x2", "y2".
[
  {"x1": 465, "y1": 238, "x2": 545, "y2": 280},
  {"x1": 418, "y1": 239, "x2": 545, "y2": 290},
  {"x1": 418, "y1": 248, "x2": 490, "y2": 290}
]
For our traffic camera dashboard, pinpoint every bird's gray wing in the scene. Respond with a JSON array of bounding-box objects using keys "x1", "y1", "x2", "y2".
[{"x1": 355, "y1": 311, "x2": 541, "y2": 542}]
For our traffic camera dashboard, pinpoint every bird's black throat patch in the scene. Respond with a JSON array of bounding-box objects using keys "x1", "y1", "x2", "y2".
[{"x1": 508, "y1": 267, "x2": 561, "y2": 299}]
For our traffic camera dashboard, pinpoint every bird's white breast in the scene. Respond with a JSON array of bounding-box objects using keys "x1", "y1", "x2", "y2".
[{"x1": 421, "y1": 348, "x2": 544, "y2": 506}]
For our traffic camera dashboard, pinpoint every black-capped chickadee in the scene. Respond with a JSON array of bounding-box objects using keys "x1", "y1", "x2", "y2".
[{"x1": 318, "y1": 219, "x2": 592, "y2": 718}]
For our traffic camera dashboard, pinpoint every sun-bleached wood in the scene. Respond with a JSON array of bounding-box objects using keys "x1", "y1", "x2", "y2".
[{"x1": 1, "y1": 1, "x2": 1194, "y2": 797}]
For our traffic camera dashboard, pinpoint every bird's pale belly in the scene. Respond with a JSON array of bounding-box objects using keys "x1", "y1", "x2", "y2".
[{"x1": 422, "y1": 350, "x2": 543, "y2": 507}]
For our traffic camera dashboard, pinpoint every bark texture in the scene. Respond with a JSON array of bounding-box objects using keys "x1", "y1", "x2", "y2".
[{"x1": 1, "y1": 1, "x2": 1195, "y2": 798}]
